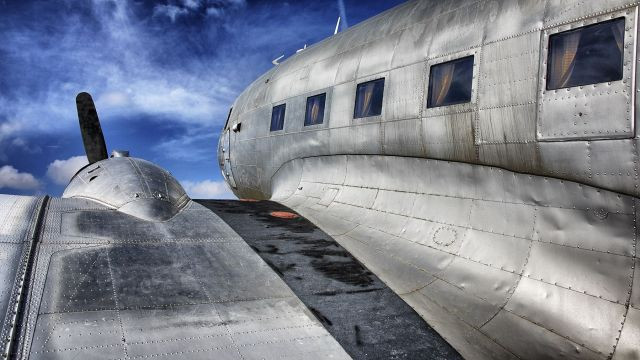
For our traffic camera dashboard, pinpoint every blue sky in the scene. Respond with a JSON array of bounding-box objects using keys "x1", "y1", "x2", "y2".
[{"x1": 0, "y1": 0, "x2": 405, "y2": 198}]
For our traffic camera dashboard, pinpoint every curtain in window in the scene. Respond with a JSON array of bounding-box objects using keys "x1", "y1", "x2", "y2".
[
  {"x1": 433, "y1": 62, "x2": 455, "y2": 107},
  {"x1": 311, "y1": 100, "x2": 320, "y2": 123},
  {"x1": 358, "y1": 82, "x2": 375, "y2": 117},
  {"x1": 612, "y1": 20, "x2": 625, "y2": 53},
  {"x1": 550, "y1": 31, "x2": 581, "y2": 89}
]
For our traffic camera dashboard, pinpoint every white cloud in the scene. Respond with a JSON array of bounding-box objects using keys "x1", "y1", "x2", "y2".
[
  {"x1": 46, "y1": 156, "x2": 89, "y2": 185},
  {"x1": 181, "y1": 179, "x2": 235, "y2": 199},
  {"x1": 153, "y1": 4, "x2": 189, "y2": 22},
  {"x1": 0, "y1": 165, "x2": 40, "y2": 190}
]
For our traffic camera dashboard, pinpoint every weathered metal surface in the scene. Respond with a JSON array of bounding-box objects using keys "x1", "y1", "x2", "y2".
[
  {"x1": 1, "y1": 194, "x2": 349, "y2": 359},
  {"x1": 63, "y1": 157, "x2": 190, "y2": 221},
  {"x1": 220, "y1": 1, "x2": 640, "y2": 358}
]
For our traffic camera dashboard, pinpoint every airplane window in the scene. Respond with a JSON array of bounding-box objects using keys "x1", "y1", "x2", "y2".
[
  {"x1": 354, "y1": 78, "x2": 385, "y2": 118},
  {"x1": 304, "y1": 93, "x2": 326, "y2": 126},
  {"x1": 270, "y1": 104, "x2": 286, "y2": 131},
  {"x1": 547, "y1": 18, "x2": 624, "y2": 90},
  {"x1": 427, "y1": 56, "x2": 474, "y2": 108}
]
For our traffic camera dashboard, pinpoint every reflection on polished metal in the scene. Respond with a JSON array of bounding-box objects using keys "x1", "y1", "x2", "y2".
[{"x1": 219, "y1": 0, "x2": 640, "y2": 359}]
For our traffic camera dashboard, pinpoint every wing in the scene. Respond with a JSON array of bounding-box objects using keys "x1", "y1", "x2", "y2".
[{"x1": 1, "y1": 195, "x2": 349, "y2": 360}]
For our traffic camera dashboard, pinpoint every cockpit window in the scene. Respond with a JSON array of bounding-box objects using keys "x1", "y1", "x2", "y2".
[
  {"x1": 270, "y1": 104, "x2": 286, "y2": 131},
  {"x1": 304, "y1": 93, "x2": 326, "y2": 126},
  {"x1": 546, "y1": 18, "x2": 624, "y2": 90},
  {"x1": 427, "y1": 56, "x2": 474, "y2": 108},
  {"x1": 223, "y1": 107, "x2": 232, "y2": 130},
  {"x1": 354, "y1": 78, "x2": 385, "y2": 118}
]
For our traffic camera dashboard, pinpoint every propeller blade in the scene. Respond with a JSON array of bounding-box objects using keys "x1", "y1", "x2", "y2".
[{"x1": 76, "y1": 92, "x2": 108, "y2": 164}]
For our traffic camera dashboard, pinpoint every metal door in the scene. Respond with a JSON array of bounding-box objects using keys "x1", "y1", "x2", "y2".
[{"x1": 220, "y1": 129, "x2": 237, "y2": 188}]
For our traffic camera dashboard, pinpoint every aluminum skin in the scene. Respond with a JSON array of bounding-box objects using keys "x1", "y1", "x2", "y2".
[
  {"x1": 219, "y1": 0, "x2": 640, "y2": 359},
  {"x1": 0, "y1": 157, "x2": 350, "y2": 359}
]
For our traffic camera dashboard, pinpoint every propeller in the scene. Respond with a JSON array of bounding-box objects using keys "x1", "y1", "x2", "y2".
[{"x1": 76, "y1": 92, "x2": 108, "y2": 164}]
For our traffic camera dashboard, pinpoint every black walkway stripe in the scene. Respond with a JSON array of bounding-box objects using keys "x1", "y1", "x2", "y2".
[
  {"x1": 197, "y1": 200, "x2": 461, "y2": 360},
  {"x1": 4, "y1": 196, "x2": 49, "y2": 360}
]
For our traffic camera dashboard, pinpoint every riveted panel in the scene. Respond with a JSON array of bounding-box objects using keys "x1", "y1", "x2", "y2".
[
  {"x1": 481, "y1": 310, "x2": 602, "y2": 360},
  {"x1": 333, "y1": 186, "x2": 378, "y2": 209},
  {"x1": 506, "y1": 277, "x2": 626, "y2": 354},
  {"x1": 390, "y1": 21, "x2": 436, "y2": 68},
  {"x1": 589, "y1": 139, "x2": 638, "y2": 195},
  {"x1": 479, "y1": 32, "x2": 540, "y2": 109},
  {"x1": 477, "y1": 143, "x2": 541, "y2": 173},
  {"x1": 306, "y1": 56, "x2": 340, "y2": 93},
  {"x1": 335, "y1": 47, "x2": 362, "y2": 84},
  {"x1": 458, "y1": 230, "x2": 531, "y2": 274},
  {"x1": 631, "y1": 258, "x2": 640, "y2": 309},
  {"x1": 338, "y1": 235, "x2": 433, "y2": 295},
  {"x1": 523, "y1": 242, "x2": 634, "y2": 304},
  {"x1": 477, "y1": 103, "x2": 538, "y2": 144},
  {"x1": 470, "y1": 200, "x2": 536, "y2": 239},
  {"x1": 356, "y1": 32, "x2": 401, "y2": 78},
  {"x1": 411, "y1": 194, "x2": 472, "y2": 227},
  {"x1": 537, "y1": 9, "x2": 637, "y2": 141},
  {"x1": 420, "y1": 279, "x2": 500, "y2": 328},
  {"x1": 372, "y1": 190, "x2": 416, "y2": 217},
  {"x1": 428, "y1": 1, "x2": 487, "y2": 56},
  {"x1": 483, "y1": 0, "x2": 545, "y2": 44},
  {"x1": 383, "y1": 119, "x2": 424, "y2": 157},
  {"x1": 385, "y1": 62, "x2": 425, "y2": 121},
  {"x1": 533, "y1": 207, "x2": 635, "y2": 256},
  {"x1": 422, "y1": 111, "x2": 476, "y2": 162},
  {"x1": 613, "y1": 307, "x2": 640, "y2": 359},
  {"x1": 439, "y1": 256, "x2": 521, "y2": 307},
  {"x1": 402, "y1": 218, "x2": 466, "y2": 255}
]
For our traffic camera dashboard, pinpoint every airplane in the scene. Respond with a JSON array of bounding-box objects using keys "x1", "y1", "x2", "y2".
[{"x1": 0, "y1": 0, "x2": 638, "y2": 359}]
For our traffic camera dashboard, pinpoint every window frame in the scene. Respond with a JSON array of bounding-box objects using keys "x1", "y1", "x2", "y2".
[
  {"x1": 353, "y1": 77, "x2": 386, "y2": 119},
  {"x1": 537, "y1": 10, "x2": 636, "y2": 141},
  {"x1": 423, "y1": 48, "x2": 478, "y2": 118},
  {"x1": 426, "y1": 55, "x2": 475, "y2": 109},
  {"x1": 269, "y1": 103, "x2": 286, "y2": 132},
  {"x1": 545, "y1": 17, "x2": 626, "y2": 91},
  {"x1": 304, "y1": 92, "x2": 327, "y2": 127}
]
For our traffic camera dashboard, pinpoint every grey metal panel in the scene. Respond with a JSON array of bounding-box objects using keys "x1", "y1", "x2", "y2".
[
  {"x1": 402, "y1": 290, "x2": 518, "y2": 360},
  {"x1": 438, "y1": 257, "x2": 520, "y2": 308},
  {"x1": 523, "y1": 242, "x2": 634, "y2": 304},
  {"x1": 506, "y1": 277, "x2": 625, "y2": 354},
  {"x1": 613, "y1": 307, "x2": 640, "y2": 359},
  {"x1": 537, "y1": 9, "x2": 637, "y2": 141},
  {"x1": 458, "y1": 230, "x2": 531, "y2": 274},
  {"x1": 632, "y1": 258, "x2": 640, "y2": 309},
  {"x1": 383, "y1": 119, "x2": 425, "y2": 156},
  {"x1": 481, "y1": 310, "x2": 603, "y2": 360},
  {"x1": 421, "y1": 279, "x2": 500, "y2": 328},
  {"x1": 386, "y1": 63, "x2": 425, "y2": 121},
  {"x1": 337, "y1": 234, "x2": 433, "y2": 295},
  {"x1": 469, "y1": 200, "x2": 535, "y2": 239},
  {"x1": 544, "y1": 0, "x2": 638, "y2": 27},
  {"x1": 428, "y1": 1, "x2": 487, "y2": 56},
  {"x1": 390, "y1": 21, "x2": 436, "y2": 69},
  {"x1": 422, "y1": 112, "x2": 476, "y2": 162},
  {"x1": 533, "y1": 206, "x2": 635, "y2": 256},
  {"x1": 356, "y1": 32, "x2": 401, "y2": 79},
  {"x1": 482, "y1": 0, "x2": 545, "y2": 44},
  {"x1": 22, "y1": 198, "x2": 350, "y2": 360},
  {"x1": 477, "y1": 104, "x2": 538, "y2": 144},
  {"x1": 327, "y1": 82, "x2": 356, "y2": 129},
  {"x1": 478, "y1": 32, "x2": 540, "y2": 110}
]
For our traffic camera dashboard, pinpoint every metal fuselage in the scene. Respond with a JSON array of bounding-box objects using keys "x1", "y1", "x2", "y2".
[{"x1": 220, "y1": 1, "x2": 640, "y2": 359}]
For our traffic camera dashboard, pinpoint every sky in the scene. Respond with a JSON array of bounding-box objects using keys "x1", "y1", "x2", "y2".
[{"x1": 0, "y1": 0, "x2": 405, "y2": 199}]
